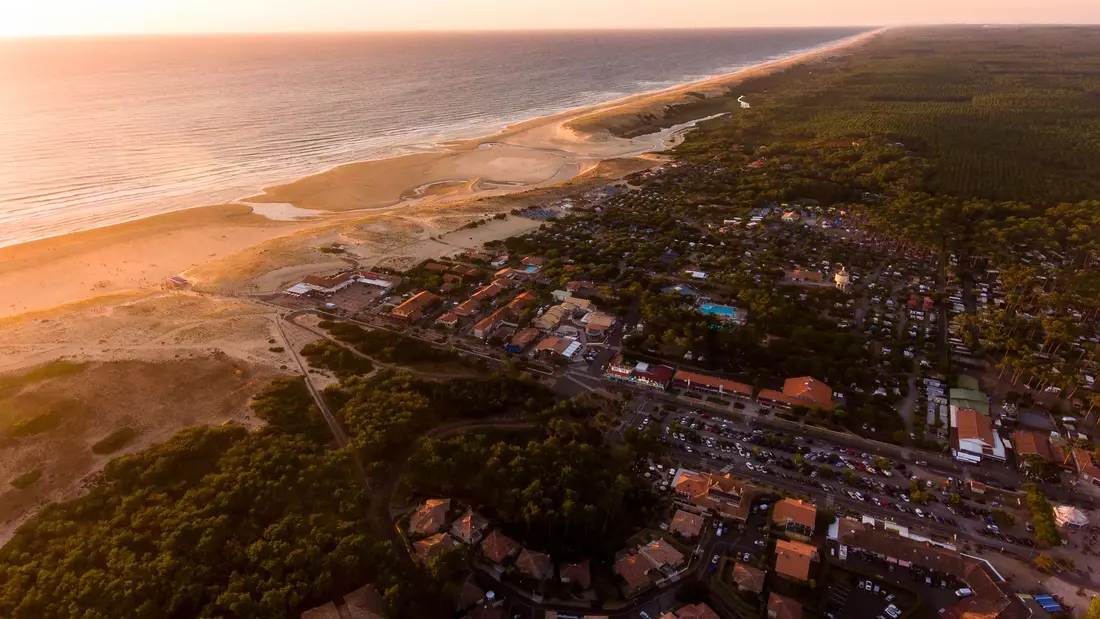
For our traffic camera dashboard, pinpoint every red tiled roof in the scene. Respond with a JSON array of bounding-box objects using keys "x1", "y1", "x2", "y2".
[
  {"x1": 672, "y1": 370, "x2": 753, "y2": 396},
  {"x1": 768, "y1": 593, "x2": 803, "y2": 619},
  {"x1": 782, "y1": 376, "x2": 834, "y2": 409},
  {"x1": 774, "y1": 539, "x2": 816, "y2": 581},
  {"x1": 516, "y1": 549, "x2": 553, "y2": 580},
  {"x1": 614, "y1": 553, "x2": 652, "y2": 590},
  {"x1": 670, "y1": 510, "x2": 705, "y2": 538},
  {"x1": 558, "y1": 560, "x2": 591, "y2": 589},
  {"x1": 956, "y1": 409, "x2": 994, "y2": 444},
  {"x1": 674, "y1": 603, "x2": 721, "y2": 619},
  {"x1": 481, "y1": 529, "x2": 519, "y2": 564},
  {"x1": 772, "y1": 499, "x2": 817, "y2": 530},
  {"x1": 732, "y1": 563, "x2": 766, "y2": 593},
  {"x1": 409, "y1": 499, "x2": 450, "y2": 535},
  {"x1": 1011, "y1": 431, "x2": 1052, "y2": 461}
]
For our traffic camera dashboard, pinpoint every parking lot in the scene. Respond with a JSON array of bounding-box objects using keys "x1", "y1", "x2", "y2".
[{"x1": 833, "y1": 550, "x2": 966, "y2": 619}]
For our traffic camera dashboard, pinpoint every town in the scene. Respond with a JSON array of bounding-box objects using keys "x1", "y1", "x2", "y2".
[{"x1": 270, "y1": 141, "x2": 1100, "y2": 619}]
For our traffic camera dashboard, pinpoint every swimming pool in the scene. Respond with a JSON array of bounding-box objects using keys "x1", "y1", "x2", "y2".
[{"x1": 699, "y1": 303, "x2": 738, "y2": 318}]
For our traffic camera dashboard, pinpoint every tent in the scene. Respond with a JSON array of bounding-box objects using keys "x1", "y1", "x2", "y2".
[{"x1": 1053, "y1": 505, "x2": 1088, "y2": 528}]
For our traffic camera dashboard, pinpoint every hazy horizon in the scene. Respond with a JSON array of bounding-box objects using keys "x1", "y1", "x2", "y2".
[{"x1": 5, "y1": 0, "x2": 1100, "y2": 37}]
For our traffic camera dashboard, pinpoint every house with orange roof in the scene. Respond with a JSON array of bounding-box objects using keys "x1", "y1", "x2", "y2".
[
  {"x1": 768, "y1": 593, "x2": 803, "y2": 619},
  {"x1": 391, "y1": 290, "x2": 438, "y2": 321},
  {"x1": 436, "y1": 312, "x2": 460, "y2": 329},
  {"x1": 951, "y1": 407, "x2": 1005, "y2": 462},
  {"x1": 613, "y1": 552, "x2": 655, "y2": 597},
  {"x1": 414, "y1": 532, "x2": 458, "y2": 564},
  {"x1": 480, "y1": 529, "x2": 519, "y2": 565},
  {"x1": 771, "y1": 498, "x2": 817, "y2": 540},
  {"x1": 760, "y1": 376, "x2": 833, "y2": 410},
  {"x1": 409, "y1": 498, "x2": 451, "y2": 536},
  {"x1": 732, "y1": 563, "x2": 766, "y2": 595},
  {"x1": 672, "y1": 468, "x2": 755, "y2": 522},
  {"x1": 558, "y1": 560, "x2": 591, "y2": 591},
  {"x1": 774, "y1": 539, "x2": 818, "y2": 581},
  {"x1": 637, "y1": 540, "x2": 685, "y2": 572},
  {"x1": 669, "y1": 510, "x2": 705, "y2": 540},
  {"x1": 583, "y1": 311, "x2": 616, "y2": 338},
  {"x1": 515, "y1": 549, "x2": 554, "y2": 581},
  {"x1": 1011, "y1": 430, "x2": 1053, "y2": 462},
  {"x1": 450, "y1": 510, "x2": 490, "y2": 545}
]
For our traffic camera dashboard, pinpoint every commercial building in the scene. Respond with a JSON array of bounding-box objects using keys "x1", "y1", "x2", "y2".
[{"x1": 604, "y1": 354, "x2": 675, "y2": 390}]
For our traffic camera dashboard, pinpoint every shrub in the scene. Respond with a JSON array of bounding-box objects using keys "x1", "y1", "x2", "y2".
[
  {"x1": 10, "y1": 469, "x2": 42, "y2": 489},
  {"x1": 92, "y1": 427, "x2": 138, "y2": 455}
]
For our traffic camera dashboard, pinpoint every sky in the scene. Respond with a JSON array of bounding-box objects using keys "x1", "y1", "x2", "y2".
[{"x1": 3, "y1": 0, "x2": 1099, "y2": 37}]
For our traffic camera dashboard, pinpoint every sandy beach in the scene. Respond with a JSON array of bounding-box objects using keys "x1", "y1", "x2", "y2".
[{"x1": 0, "y1": 28, "x2": 882, "y2": 323}]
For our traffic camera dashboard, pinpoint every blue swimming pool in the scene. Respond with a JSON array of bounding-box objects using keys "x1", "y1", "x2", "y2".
[{"x1": 699, "y1": 303, "x2": 737, "y2": 318}]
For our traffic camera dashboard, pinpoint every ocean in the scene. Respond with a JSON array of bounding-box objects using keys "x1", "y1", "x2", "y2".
[{"x1": 0, "y1": 28, "x2": 867, "y2": 247}]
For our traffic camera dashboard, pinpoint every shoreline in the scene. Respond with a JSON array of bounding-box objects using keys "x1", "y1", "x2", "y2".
[{"x1": 0, "y1": 28, "x2": 884, "y2": 320}]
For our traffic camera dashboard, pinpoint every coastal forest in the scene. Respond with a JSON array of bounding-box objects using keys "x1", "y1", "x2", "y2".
[{"x1": 4, "y1": 25, "x2": 1100, "y2": 619}]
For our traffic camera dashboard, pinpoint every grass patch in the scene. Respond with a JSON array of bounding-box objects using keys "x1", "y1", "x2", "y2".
[
  {"x1": 8, "y1": 408, "x2": 65, "y2": 438},
  {"x1": 0, "y1": 360, "x2": 87, "y2": 399},
  {"x1": 300, "y1": 340, "x2": 374, "y2": 377},
  {"x1": 92, "y1": 427, "x2": 138, "y2": 455},
  {"x1": 10, "y1": 469, "x2": 42, "y2": 490}
]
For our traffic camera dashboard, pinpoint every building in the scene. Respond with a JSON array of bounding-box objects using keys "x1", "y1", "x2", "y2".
[
  {"x1": 834, "y1": 265, "x2": 851, "y2": 291},
  {"x1": 1011, "y1": 430, "x2": 1053, "y2": 462},
  {"x1": 771, "y1": 499, "x2": 817, "y2": 540},
  {"x1": 533, "y1": 336, "x2": 582, "y2": 361},
  {"x1": 409, "y1": 499, "x2": 451, "y2": 536},
  {"x1": 414, "y1": 532, "x2": 458, "y2": 564},
  {"x1": 767, "y1": 593, "x2": 803, "y2": 619},
  {"x1": 669, "y1": 510, "x2": 705, "y2": 540},
  {"x1": 759, "y1": 376, "x2": 834, "y2": 410},
  {"x1": 285, "y1": 270, "x2": 402, "y2": 297},
  {"x1": 638, "y1": 540, "x2": 685, "y2": 572},
  {"x1": 951, "y1": 407, "x2": 1006, "y2": 462},
  {"x1": 454, "y1": 283, "x2": 507, "y2": 317},
  {"x1": 480, "y1": 529, "x2": 520, "y2": 565},
  {"x1": 515, "y1": 549, "x2": 554, "y2": 581},
  {"x1": 781, "y1": 211, "x2": 801, "y2": 222},
  {"x1": 672, "y1": 469, "x2": 755, "y2": 522},
  {"x1": 774, "y1": 539, "x2": 818, "y2": 581},
  {"x1": 450, "y1": 510, "x2": 490, "y2": 545},
  {"x1": 672, "y1": 370, "x2": 753, "y2": 400},
  {"x1": 436, "y1": 312, "x2": 460, "y2": 329},
  {"x1": 668, "y1": 603, "x2": 721, "y2": 619},
  {"x1": 342, "y1": 583, "x2": 387, "y2": 619},
  {"x1": 833, "y1": 517, "x2": 1026, "y2": 619},
  {"x1": 391, "y1": 291, "x2": 438, "y2": 321},
  {"x1": 301, "y1": 602, "x2": 341, "y2": 619},
  {"x1": 731, "y1": 563, "x2": 766, "y2": 595},
  {"x1": 613, "y1": 552, "x2": 655, "y2": 597},
  {"x1": 506, "y1": 327, "x2": 541, "y2": 353},
  {"x1": 558, "y1": 560, "x2": 591, "y2": 590},
  {"x1": 788, "y1": 270, "x2": 824, "y2": 283},
  {"x1": 1072, "y1": 449, "x2": 1100, "y2": 486},
  {"x1": 583, "y1": 311, "x2": 616, "y2": 338},
  {"x1": 604, "y1": 355, "x2": 675, "y2": 390}
]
